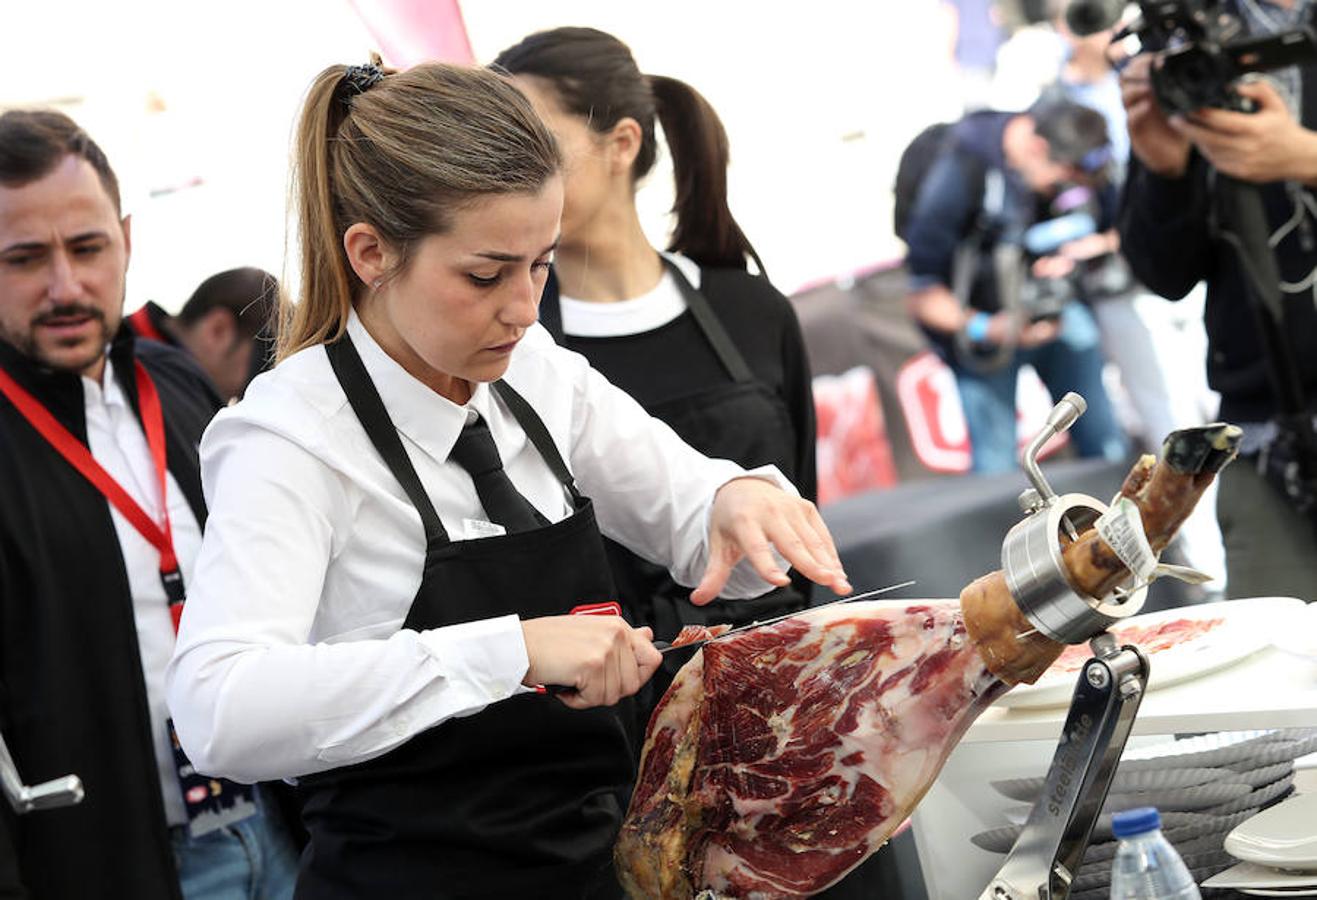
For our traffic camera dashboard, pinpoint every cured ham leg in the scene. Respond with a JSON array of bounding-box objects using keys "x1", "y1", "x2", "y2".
[
  {"x1": 618, "y1": 599, "x2": 1025, "y2": 899},
  {"x1": 616, "y1": 424, "x2": 1239, "y2": 899}
]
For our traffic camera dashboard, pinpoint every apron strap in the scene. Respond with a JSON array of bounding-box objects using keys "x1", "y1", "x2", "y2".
[
  {"x1": 325, "y1": 336, "x2": 450, "y2": 547},
  {"x1": 492, "y1": 380, "x2": 582, "y2": 503},
  {"x1": 541, "y1": 257, "x2": 754, "y2": 386},
  {"x1": 658, "y1": 256, "x2": 754, "y2": 384}
]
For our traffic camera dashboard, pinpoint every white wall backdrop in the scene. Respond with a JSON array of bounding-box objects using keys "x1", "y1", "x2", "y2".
[{"x1": 2, "y1": 0, "x2": 962, "y2": 310}]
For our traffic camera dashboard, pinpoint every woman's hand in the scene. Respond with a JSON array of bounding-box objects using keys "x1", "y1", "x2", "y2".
[
  {"x1": 691, "y1": 477, "x2": 851, "y2": 606},
  {"x1": 521, "y1": 616, "x2": 662, "y2": 710}
]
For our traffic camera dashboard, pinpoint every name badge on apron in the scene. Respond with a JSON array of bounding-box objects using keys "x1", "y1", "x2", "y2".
[
  {"x1": 463, "y1": 518, "x2": 507, "y2": 539},
  {"x1": 168, "y1": 719, "x2": 257, "y2": 837}
]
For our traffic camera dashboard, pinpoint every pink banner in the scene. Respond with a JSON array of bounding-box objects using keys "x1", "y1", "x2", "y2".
[{"x1": 347, "y1": 0, "x2": 474, "y2": 68}]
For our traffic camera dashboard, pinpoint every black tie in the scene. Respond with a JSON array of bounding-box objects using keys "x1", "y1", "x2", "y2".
[{"x1": 448, "y1": 414, "x2": 549, "y2": 534}]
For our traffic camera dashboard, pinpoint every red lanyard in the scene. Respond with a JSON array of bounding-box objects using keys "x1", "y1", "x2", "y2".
[
  {"x1": 0, "y1": 360, "x2": 186, "y2": 632},
  {"x1": 127, "y1": 306, "x2": 168, "y2": 344}
]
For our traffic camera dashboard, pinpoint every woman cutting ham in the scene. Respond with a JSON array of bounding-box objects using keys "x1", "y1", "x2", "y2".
[{"x1": 164, "y1": 58, "x2": 850, "y2": 900}]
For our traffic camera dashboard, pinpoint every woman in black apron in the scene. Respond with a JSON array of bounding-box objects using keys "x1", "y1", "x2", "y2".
[
  {"x1": 165, "y1": 60, "x2": 851, "y2": 900},
  {"x1": 495, "y1": 31, "x2": 902, "y2": 900},
  {"x1": 495, "y1": 29, "x2": 818, "y2": 713}
]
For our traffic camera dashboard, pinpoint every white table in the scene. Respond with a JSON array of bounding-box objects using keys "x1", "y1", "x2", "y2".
[{"x1": 909, "y1": 647, "x2": 1317, "y2": 899}]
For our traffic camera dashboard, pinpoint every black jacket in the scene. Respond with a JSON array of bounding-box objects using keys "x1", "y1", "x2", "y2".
[
  {"x1": 0, "y1": 333, "x2": 221, "y2": 899},
  {"x1": 904, "y1": 110, "x2": 1017, "y2": 323},
  {"x1": 124, "y1": 301, "x2": 182, "y2": 348},
  {"x1": 1118, "y1": 67, "x2": 1317, "y2": 422}
]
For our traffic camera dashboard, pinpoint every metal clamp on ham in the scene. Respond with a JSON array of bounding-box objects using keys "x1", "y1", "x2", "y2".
[
  {"x1": 615, "y1": 393, "x2": 1242, "y2": 899},
  {"x1": 973, "y1": 395, "x2": 1240, "y2": 900}
]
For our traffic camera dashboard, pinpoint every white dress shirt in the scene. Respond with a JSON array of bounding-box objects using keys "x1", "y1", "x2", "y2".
[
  {"x1": 83, "y1": 358, "x2": 201, "y2": 827},
  {"x1": 165, "y1": 312, "x2": 788, "y2": 784}
]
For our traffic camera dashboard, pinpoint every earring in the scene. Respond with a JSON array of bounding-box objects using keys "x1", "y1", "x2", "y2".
[{"x1": 371, "y1": 278, "x2": 383, "y2": 290}]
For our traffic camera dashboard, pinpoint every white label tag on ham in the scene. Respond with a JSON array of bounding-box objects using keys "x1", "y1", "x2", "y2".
[{"x1": 1095, "y1": 496, "x2": 1159, "y2": 582}]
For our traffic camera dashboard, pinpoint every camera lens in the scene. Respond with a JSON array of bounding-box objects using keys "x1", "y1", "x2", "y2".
[{"x1": 1065, "y1": 0, "x2": 1125, "y2": 36}]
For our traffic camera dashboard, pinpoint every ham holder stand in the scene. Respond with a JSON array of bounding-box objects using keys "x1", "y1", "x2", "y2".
[
  {"x1": 1, "y1": 728, "x2": 83, "y2": 814},
  {"x1": 980, "y1": 393, "x2": 1152, "y2": 900}
]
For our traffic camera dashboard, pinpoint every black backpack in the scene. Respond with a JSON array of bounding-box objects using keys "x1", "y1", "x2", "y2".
[
  {"x1": 893, "y1": 122, "x2": 956, "y2": 242},
  {"x1": 893, "y1": 119, "x2": 1002, "y2": 244}
]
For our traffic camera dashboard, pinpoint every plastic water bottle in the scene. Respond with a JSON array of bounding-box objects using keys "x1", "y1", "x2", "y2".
[{"x1": 1109, "y1": 807, "x2": 1202, "y2": 899}]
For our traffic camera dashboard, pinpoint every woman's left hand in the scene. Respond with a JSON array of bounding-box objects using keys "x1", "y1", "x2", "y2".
[{"x1": 691, "y1": 477, "x2": 852, "y2": 606}]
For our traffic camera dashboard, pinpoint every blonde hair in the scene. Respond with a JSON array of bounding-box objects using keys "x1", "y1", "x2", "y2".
[{"x1": 278, "y1": 58, "x2": 561, "y2": 361}]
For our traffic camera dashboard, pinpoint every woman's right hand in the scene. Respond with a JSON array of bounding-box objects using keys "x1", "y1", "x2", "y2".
[
  {"x1": 1120, "y1": 54, "x2": 1191, "y2": 178},
  {"x1": 521, "y1": 616, "x2": 663, "y2": 710}
]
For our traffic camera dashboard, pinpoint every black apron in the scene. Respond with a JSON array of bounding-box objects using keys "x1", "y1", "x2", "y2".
[
  {"x1": 543, "y1": 259, "x2": 810, "y2": 708},
  {"x1": 294, "y1": 336, "x2": 634, "y2": 900}
]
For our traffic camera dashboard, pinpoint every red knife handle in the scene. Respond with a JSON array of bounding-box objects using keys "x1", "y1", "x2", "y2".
[{"x1": 539, "y1": 601, "x2": 624, "y2": 695}]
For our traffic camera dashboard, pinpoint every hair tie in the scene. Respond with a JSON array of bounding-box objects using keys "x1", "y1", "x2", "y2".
[{"x1": 338, "y1": 62, "x2": 385, "y2": 109}]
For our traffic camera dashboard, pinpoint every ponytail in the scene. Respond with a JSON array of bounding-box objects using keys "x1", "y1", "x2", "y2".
[
  {"x1": 649, "y1": 76, "x2": 764, "y2": 274},
  {"x1": 495, "y1": 27, "x2": 765, "y2": 274},
  {"x1": 279, "y1": 65, "x2": 359, "y2": 361}
]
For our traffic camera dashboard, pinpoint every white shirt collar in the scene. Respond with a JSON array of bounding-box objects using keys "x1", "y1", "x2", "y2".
[
  {"x1": 344, "y1": 309, "x2": 494, "y2": 463},
  {"x1": 81, "y1": 355, "x2": 128, "y2": 413}
]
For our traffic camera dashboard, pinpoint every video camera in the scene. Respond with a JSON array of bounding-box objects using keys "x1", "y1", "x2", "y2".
[
  {"x1": 1014, "y1": 186, "x2": 1133, "y2": 322},
  {"x1": 1063, "y1": 0, "x2": 1317, "y2": 115}
]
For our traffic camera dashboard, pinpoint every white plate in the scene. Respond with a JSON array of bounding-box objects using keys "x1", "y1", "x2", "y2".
[
  {"x1": 1225, "y1": 793, "x2": 1317, "y2": 871},
  {"x1": 1204, "y1": 860, "x2": 1317, "y2": 892},
  {"x1": 1114, "y1": 730, "x2": 1317, "y2": 774},
  {"x1": 1271, "y1": 602, "x2": 1317, "y2": 660},
  {"x1": 998, "y1": 781, "x2": 1256, "y2": 826},
  {"x1": 991, "y1": 766, "x2": 1229, "y2": 802},
  {"x1": 998, "y1": 598, "x2": 1308, "y2": 709},
  {"x1": 970, "y1": 808, "x2": 1254, "y2": 855},
  {"x1": 1123, "y1": 730, "x2": 1276, "y2": 764},
  {"x1": 1105, "y1": 780, "x2": 1256, "y2": 813},
  {"x1": 1208, "y1": 773, "x2": 1296, "y2": 817}
]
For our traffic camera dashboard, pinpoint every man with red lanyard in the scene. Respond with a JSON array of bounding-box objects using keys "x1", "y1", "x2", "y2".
[{"x1": 0, "y1": 109, "x2": 297, "y2": 898}]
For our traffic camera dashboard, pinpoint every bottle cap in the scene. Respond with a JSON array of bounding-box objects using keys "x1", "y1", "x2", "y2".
[{"x1": 1112, "y1": 806, "x2": 1162, "y2": 838}]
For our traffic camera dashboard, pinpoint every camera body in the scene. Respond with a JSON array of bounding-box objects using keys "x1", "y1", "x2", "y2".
[
  {"x1": 1065, "y1": 0, "x2": 1317, "y2": 115},
  {"x1": 1017, "y1": 211, "x2": 1090, "y2": 322},
  {"x1": 1018, "y1": 273, "x2": 1074, "y2": 323},
  {"x1": 1258, "y1": 414, "x2": 1317, "y2": 523},
  {"x1": 1014, "y1": 188, "x2": 1131, "y2": 321}
]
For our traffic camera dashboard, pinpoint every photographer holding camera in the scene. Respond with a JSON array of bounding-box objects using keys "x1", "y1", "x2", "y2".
[
  {"x1": 902, "y1": 96, "x2": 1129, "y2": 473},
  {"x1": 1116, "y1": 0, "x2": 1317, "y2": 601}
]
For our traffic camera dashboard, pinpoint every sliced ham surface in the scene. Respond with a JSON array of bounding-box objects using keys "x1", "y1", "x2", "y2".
[
  {"x1": 1050, "y1": 616, "x2": 1226, "y2": 674},
  {"x1": 617, "y1": 600, "x2": 1010, "y2": 899},
  {"x1": 670, "y1": 624, "x2": 734, "y2": 649}
]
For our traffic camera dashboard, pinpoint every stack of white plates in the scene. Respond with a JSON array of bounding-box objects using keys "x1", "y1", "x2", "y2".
[
  {"x1": 1201, "y1": 793, "x2": 1317, "y2": 897},
  {"x1": 972, "y1": 729, "x2": 1317, "y2": 900}
]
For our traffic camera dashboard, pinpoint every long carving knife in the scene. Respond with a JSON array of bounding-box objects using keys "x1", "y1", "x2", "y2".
[{"x1": 655, "y1": 579, "x2": 917, "y2": 654}]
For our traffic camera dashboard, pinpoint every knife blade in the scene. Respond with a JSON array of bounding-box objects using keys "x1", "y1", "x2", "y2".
[{"x1": 655, "y1": 579, "x2": 917, "y2": 654}]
